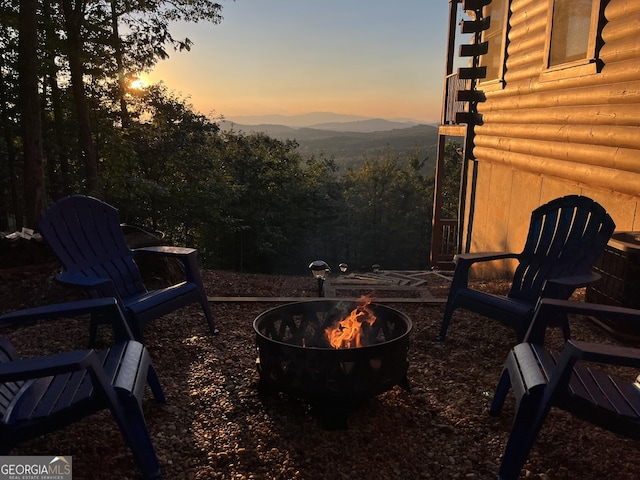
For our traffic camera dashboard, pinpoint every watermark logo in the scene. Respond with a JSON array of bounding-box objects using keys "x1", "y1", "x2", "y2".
[{"x1": 0, "y1": 456, "x2": 72, "y2": 480}]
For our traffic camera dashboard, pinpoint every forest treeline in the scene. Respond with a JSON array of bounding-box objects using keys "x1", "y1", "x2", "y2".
[
  {"x1": 1, "y1": 0, "x2": 460, "y2": 274},
  {"x1": 225, "y1": 122, "x2": 440, "y2": 175}
]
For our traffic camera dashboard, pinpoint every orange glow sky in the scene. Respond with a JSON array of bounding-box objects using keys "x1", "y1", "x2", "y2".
[{"x1": 147, "y1": 1, "x2": 453, "y2": 123}]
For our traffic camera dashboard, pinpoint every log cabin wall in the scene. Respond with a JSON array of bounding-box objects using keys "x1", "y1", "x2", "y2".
[{"x1": 465, "y1": 0, "x2": 640, "y2": 278}]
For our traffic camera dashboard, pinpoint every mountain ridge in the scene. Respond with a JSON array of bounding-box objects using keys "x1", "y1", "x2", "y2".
[
  {"x1": 223, "y1": 112, "x2": 429, "y2": 131},
  {"x1": 219, "y1": 120, "x2": 439, "y2": 174}
]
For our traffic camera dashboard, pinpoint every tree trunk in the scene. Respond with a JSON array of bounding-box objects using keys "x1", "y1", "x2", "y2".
[
  {"x1": 0, "y1": 63, "x2": 23, "y2": 231},
  {"x1": 110, "y1": 0, "x2": 130, "y2": 128},
  {"x1": 18, "y1": 0, "x2": 46, "y2": 228},
  {"x1": 62, "y1": 0, "x2": 100, "y2": 196},
  {"x1": 42, "y1": 0, "x2": 71, "y2": 198}
]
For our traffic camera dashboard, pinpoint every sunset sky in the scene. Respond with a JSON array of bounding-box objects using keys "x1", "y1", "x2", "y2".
[{"x1": 147, "y1": 1, "x2": 453, "y2": 124}]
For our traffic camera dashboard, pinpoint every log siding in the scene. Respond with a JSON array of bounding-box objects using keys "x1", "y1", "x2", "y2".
[{"x1": 465, "y1": 0, "x2": 640, "y2": 263}]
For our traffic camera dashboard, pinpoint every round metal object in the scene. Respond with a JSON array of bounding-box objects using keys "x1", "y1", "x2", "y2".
[{"x1": 253, "y1": 299, "x2": 412, "y2": 407}]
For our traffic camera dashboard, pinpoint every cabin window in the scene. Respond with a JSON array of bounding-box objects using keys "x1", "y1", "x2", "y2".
[
  {"x1": 480, "y1": 0, "x2": 509, "y2": 84},
  {"x1": 546, "y1": 0, "x2": 602, "y2": 69}
]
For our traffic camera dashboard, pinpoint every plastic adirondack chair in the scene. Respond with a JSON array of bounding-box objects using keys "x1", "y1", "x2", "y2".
[
  {"x1": 489, "y1": 298, "x2": 640, "y2": 480},
  {"x1": 38, "y1": 195, "x2": 218, "y2": 344},
  {"x1": 437, "y1": 195, "x2": 615, "y2": 342},
  {"x1": 0, "y1": 298, "x2": 166, "y2": 480}
]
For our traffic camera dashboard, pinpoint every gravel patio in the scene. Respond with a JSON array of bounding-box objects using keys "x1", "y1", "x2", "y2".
[{"x1": 1, "y1": 263, "x2": 639, "y2": 480}]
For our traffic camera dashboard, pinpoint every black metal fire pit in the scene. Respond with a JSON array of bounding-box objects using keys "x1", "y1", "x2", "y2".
[{"x1": 253, "y1": 299, "x2": 412, "y2": 428}]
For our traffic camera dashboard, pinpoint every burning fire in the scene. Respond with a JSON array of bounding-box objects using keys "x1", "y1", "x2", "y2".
[{"x1": 325, "y1": 296, "x2": 376, "y2": 349}]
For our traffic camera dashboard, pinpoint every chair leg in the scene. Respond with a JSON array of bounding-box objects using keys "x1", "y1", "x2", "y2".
[
  {"x1": 489, "y1": 368, "x2": 511, "y2": 416},
  {"x1": 128, "y1": 318, "x2": 146, "y2": 343},
  {"x1": 89, "y1": 314, "x2": 101, "y2": 347},
  {"x1": 492, "y1": 344, "x2": 552, "y2": 479},
  {"x1": 497, "y1": 386, "x2": 547, "y2": 480},
  {"x1": 199, "y1": 297, "x2": 219, "y2": 335},
  {"x1": 436, "y1": 301, "x2": 456, "y2": 341},
  {"x1": 147, "y1": 365, "x2": 167, "y2": 404},
  {"x1": 183, "y1": 252, "x2": 219, "y2": 335},
  {"x1": 109, "y1": 394, "x2": 163, "y2": 480},
  {"x1": 560, "y1": 313, "x2": 571, "y2": 341}
]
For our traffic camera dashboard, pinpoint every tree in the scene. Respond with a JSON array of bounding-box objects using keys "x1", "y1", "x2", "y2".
[
  {"x1": 342, "y1": 148, "x2": 432, "y2": 270},
  {"x1": 213, "y1": 131, "x2": 311, "y2": 272},
  {"x1": 2, "y1": 0, "x2": 440, "y2": 273},
  {"x1": 3, "y1": 0, "x2": 227, "y2": 212},
  {"x1": 101, "y1": 83, "x2": 225, "y2": 236},
  {"x1": 60, "y1": 0, "x2": 100, "y2": 195},
  {"x1": 0, "y1": 6, "x2": 22, "y2": 230},
  {"x1": 18, "y1": 0, "x2": 45, "y2": 227},
  {"x1": 441, "y1": 140, "x2": 463, "y2": 218},
  {"x1": 297, "y1": 153, "x2": 345, "y2": 269},
  {"x1": 106, "y1": 0, "x2": 224, "y2": 128}
]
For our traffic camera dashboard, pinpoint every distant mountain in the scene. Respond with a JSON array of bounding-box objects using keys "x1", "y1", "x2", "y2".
[
  {"x1": 219, "y1": 120, "x2": 439, "y2": 174},
  {"x1": 220, "y1": 118, "x2": 418, "y2": 135},
  {"x1": 224, "y1": 112, "x2": 427, "y2": 130},
  {"x1": 225, "y1": 112, "x2": 370, "y2": 128},
  {"x1": 291, "y1": 124, "x2": 439, "y2": 171},
  {"x1": 308, "y1": 118, "x2": 418, "y2": 132},
  {"x1": 220, "y1": 122, "x2": 298, "y2": 138}
]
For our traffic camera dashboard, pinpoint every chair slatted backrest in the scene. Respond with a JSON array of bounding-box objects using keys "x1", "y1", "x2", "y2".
[
  {"x1": 5, "y1": 344, "x2": 132, "y2": 423},
  {"x1": 39, "y1": 195, "x2": 146, "y2": 298},
  {"x1": 0, "y1": 339, "x2": 25, "y2": 422},
  {"x1": 509, "y1": 195, "x2": 615, "y2": 303}
]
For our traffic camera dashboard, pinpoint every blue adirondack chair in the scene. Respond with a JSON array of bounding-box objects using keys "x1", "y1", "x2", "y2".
[
  {"x1": 489, "y1": 298, "x2": 640, "y2": 480},
  {"x1": 38, "y1": 195, "x2": 218, "y2": 344},
  {"x1": 437, "y1": 195, "x2": 615, "y2": 342},
  {"x1": 0, "y1": 298, "x2": 166, "y2": 480}
]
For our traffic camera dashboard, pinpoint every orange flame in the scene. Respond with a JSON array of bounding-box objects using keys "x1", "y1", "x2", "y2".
[{"x1": 325, "y1": 297, "x2": 376, "y2": 349}]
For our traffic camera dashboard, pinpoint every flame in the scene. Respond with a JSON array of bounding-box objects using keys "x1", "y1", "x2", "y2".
[{"x1": 325, "y1": 297, "x2": 376, "y2": 349}]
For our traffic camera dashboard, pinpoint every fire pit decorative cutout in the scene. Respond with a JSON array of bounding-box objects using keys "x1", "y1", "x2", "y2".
[{"x1": 254, "y1": 298, "x2": 412, "y2": 427}]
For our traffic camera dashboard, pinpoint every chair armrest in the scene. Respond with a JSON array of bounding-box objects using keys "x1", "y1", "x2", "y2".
[
  {"x1": 454, "y1": 251, "x2": 520, "y2": 265},
  {"x1": 0, "y1": 349, "x2": 96, "y2": 382},
  {"x1": 566, "y1": 339, "x2": 640, "y2": 369},
  {"x1": 525, "y1": 298, "x2": 640, "y2": 344},
  {"x1": 133, "y1": 245, "x2": 196, "y2": 257},
  {"x1": 133, "y1": 246, "x2": 203, "y2": 285},
  {"x1": 542, "y1": 272, "x2": 603, "y2": 306},
  {"x1": 0, "y1": 298, "x2": 135, "y2": 342},
  {"x1": 545, "y1": 272, "x2": 601, "y2": 289},
  {"x1": 536, "y1": 298, "x2": 640, "y2": 324},
  {"x1": 449, "y1": 252, "x2": 520, "y2": 292},
  {"x1": 56, "y1": 271, "x2": 114, "y2": 289},
  {"x1": 56, "y1": 272, "x2": 122, "y2": 303},
  {"x1": 542, "y1": 339, "x2": 640, "y2": 404},
  {"x1": 0, "y1": 298, "x2": 119, "y2": 325}
]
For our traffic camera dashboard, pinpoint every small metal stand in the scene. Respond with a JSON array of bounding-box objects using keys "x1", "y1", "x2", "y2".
[{"x1": 309, "y1": 260, "x2": 330, "y2": 297}]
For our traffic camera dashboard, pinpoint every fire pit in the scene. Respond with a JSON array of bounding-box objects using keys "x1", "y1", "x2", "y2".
[{"x1": 253, "y1": 298, "x2": 412, "y2": 427}]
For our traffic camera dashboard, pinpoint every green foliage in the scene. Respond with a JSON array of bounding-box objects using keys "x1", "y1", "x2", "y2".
[
  {"x1": 4, "y1": 71, "x2": 451, "y2": 271},
  {"x1": 0, "y1": 0, "x2": 461, "y2": 272},
  {"x1": 101, "y1": 84, "x2": 226, "y2": 238},
  {"x1": 0, "y1": 0, "x2": 226, "y2": 226},
  {"x1": 341, "y1": 149, "x2": 433, "y2": 270},
  {"x1": 210, "y1": 131, "x2": 310, "y2": 271},
  {"x1": 255, "y1": 124, "x2": 439, "y2": 175},
  {"x1": 99, "y1": 85, "x2": 440, "y2": 273},
  {"x1": 441, "y1": 140, "x2": 463, "y2": 218}
]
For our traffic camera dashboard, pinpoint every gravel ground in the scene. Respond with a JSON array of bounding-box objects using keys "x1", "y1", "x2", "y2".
[{"x1": 1, "y1": 263, "x2": 639, "y2": 480}]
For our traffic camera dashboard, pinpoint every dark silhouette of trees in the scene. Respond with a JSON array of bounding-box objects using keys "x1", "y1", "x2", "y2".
[
  {"x1": 342, "y1": 149, "x2": 432, "y2": 271},
  {"x1": 1, "y1": 0, "x2": 464, "y2": 272},
  {"x1": 0, "y1": 0, "x2": 224, "y2": 227},
  {"x1": 18, "y1": 0, "x2": 45, "y2": 227}
]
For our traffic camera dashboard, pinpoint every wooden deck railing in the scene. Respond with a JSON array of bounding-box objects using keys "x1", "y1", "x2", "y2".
[
  {"x1": 432, "y1": 218, "x2": 459, "y2": 269},
  {"x1": 443, "y1": 73, "x2": 469, "y2": 125}
]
